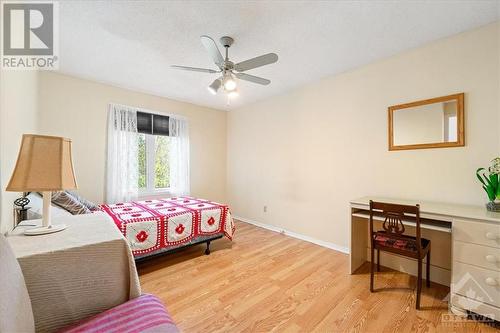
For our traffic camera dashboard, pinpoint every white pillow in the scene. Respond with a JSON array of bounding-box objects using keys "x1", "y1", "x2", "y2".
[{"x1": 25, "y1": 193, "x2": 72, "y2": 220}]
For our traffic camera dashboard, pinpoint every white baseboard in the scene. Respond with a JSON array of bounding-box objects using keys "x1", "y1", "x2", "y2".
[{"x1": 233, "y1": 215, "x2": 350, "y2": 254}]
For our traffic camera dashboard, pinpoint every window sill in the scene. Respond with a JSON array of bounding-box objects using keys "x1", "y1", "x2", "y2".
[{"x1": 138, "y1": 189, "x2": 171, "y2": 200}]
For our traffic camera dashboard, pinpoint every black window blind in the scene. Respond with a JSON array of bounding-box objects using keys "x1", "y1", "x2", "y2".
[{"x1": 137, "y1": 111, "x2": 169, "y2": 136}]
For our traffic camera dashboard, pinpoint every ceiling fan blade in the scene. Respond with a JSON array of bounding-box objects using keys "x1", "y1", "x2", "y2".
[
  {"x1": 234, "y1": 72, "x2": 271, "y2": 85},
  {"x1": 200, "y1": 35, "x2": 224, "y2": 69},
  {"x1": 234, "y1": 53, "x2": 278, "y2": 72},
  {"x1": 171, "y1": 65, "x2": 219, "y2": 73}
]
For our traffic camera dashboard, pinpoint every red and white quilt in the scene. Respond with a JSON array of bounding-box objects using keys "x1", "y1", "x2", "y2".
[{"x1": 100, "y1": 197, "x2": 235, "y2": 257}]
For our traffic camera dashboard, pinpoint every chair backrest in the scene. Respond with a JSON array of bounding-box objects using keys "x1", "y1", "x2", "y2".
[
  {"x1": 369, "y1": 200, "x2": 422, "y2": 252},
  {"x1": 0, "y1": 233, "x2": 35, "y2": 333}
]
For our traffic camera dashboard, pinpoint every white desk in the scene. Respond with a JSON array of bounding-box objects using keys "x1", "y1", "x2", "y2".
[{"x1": 350, "y1": 197, "x2": 500, "y2": 320}]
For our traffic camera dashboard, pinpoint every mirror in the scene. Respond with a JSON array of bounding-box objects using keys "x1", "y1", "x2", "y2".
[{"x1": 388, "y1": 93, "x2": 464, "y2": 151}]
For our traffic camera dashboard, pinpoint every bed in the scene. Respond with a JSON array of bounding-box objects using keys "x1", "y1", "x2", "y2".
[
  {"x1": 23, "y1": 193, "x2": 235, "y2": 260},
  {"x1": 99, "y1": 196, "x2": 235, "y2": 260}
]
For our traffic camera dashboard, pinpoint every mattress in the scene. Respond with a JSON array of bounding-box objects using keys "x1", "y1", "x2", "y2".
[{"x1": 100, "y1": 197, "x2": 235, "y2": 257}]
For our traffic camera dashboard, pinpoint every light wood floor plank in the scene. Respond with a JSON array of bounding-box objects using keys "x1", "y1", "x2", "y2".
[{"x1": 138, "y1": 221, "x2": 498, "y2": 332}]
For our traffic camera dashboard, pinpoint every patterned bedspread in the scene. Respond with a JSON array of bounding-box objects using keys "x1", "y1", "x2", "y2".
[{"x1": 100, "y1": 197, "x2": 235, "y2": 257}]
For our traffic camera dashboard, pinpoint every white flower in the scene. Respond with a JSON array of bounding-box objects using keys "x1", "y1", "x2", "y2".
[{"x1": 489, "y1": 157, "x2": 500, "y2": 174}]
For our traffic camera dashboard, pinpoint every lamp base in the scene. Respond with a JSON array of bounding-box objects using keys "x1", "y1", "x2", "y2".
[{"x1": 24, "y1": 224, "x2": 67, "y2": 236}]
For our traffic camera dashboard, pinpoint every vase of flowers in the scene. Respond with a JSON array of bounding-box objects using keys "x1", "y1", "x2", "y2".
[{"x1": 476, "y1": 157, "x2": 500, "y2": 212}]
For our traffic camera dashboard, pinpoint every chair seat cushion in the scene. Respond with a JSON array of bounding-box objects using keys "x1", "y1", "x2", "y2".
[
  {"x1": 59, "y1": 294, "x2": 178, "y2": 333},
  {"x1": 375, "y1": 233, "x2": 429, "y2": 252}
]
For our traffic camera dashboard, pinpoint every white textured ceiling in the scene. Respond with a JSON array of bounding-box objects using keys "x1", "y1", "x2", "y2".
[{"x1": 58, "y1": 1, "x2": 499, "y2": 111}]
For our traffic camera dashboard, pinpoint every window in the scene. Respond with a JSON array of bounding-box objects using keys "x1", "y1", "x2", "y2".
[
  {"x1": 442, "y1": 100, "x2": 458, "y2": 143},
  {"x1": 443, "y1": 114, "x2": 457, "y2": 142},
  {"x1": 137, "y1": 112, "x2": 171, "y2": 193},
  {"x1": 107, "y1": 103, "x2": 189, "y2": 203}
]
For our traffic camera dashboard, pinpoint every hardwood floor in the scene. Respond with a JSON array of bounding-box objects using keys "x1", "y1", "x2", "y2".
[{"x1": 137, "y1": 221, "x2": 498, "y2": 332}]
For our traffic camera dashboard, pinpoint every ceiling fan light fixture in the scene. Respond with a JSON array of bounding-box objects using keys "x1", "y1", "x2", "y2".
[
  {"x1": 172, "y1": 35, "x2": 278, "y2": 99},
  {"x1": 223, "y1": 73, "x2": 237, "y2": 91},
  {"x1": 224, "y1": 79, "x2": 237, "y2": 91},
  {"x1": 207, "y1": 78, "x2": 221, "y2": 95}
]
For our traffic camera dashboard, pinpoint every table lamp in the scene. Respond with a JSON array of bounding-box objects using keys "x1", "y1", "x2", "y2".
[{"x1": 6, "y1": 134, "x2": 78, "y2": 235}]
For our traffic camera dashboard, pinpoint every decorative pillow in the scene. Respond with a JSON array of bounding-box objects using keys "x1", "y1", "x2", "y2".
[
  {"x1": 40, "y1": 191, "x2": 91, "y2": 215},
  {"x1": 66, "y1": 190, "x2": 100, "y2": 211}
]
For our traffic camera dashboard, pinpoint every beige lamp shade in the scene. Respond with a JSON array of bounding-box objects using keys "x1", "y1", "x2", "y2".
[{"x1": 6, "y1": 134, "x2": 78, "y2": 192}]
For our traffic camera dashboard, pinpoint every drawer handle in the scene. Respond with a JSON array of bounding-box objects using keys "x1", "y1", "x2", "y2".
[
  {"x1": 485, "y1": 232, "x2": 499, "y2": 240},
  {"x1": 485, "y1": 255, "x2": 498, "y2": 263},
  {"x1": 485, "y1": 277, "x2": 498, "y2": 286}
]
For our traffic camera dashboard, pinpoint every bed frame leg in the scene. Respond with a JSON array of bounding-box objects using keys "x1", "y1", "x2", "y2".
[{"x1": 205, "y1": 241, "x2": 211, "y2": 255}]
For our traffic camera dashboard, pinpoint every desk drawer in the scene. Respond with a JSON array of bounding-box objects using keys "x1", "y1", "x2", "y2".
[
  {"x1": 451, "y1": 293, "x2": 500, "y2": 321},
  {"x1": 453, "y1": 219, "x2": 500, "y2": 248},
  {"x1": 453, "y1": 261, "x2": 500, "y2": 308},
  {"x1": 454, "y1": 241, "x2": 500, "y2": 271}
]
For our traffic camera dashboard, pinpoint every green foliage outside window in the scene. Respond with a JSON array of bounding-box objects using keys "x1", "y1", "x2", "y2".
[
  {"x1": 155, "y1": 136, "x2": 170, "y2": 188},
  {"x1": 137, "y1": 134, "x2": 170, "y2": 190},
  {"x1": 138, "y1": 134, "x2": 146, "y2": 188}
]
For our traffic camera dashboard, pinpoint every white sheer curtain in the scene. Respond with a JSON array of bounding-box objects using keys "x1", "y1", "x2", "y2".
[
  {"x1": 106, "y1": 104, "x2": 139, "y2": 204},
  {"x1": 169, "y1": 116, "x2": 190, "y2": 196}
]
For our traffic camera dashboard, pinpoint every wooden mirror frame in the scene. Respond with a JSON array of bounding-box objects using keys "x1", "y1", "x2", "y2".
[{"x1": 388, "y1": 93, "x2": 465, "y2": 151}]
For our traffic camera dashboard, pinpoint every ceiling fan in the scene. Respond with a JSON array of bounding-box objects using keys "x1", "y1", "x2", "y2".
[{"x1": 171, "y1": 35, "x2": 278, "y2": 97}]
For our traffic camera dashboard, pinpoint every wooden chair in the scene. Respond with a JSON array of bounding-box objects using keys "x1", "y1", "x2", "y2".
[{"x1": 369, "y1": 200, "x2": 431, "y2": 309}]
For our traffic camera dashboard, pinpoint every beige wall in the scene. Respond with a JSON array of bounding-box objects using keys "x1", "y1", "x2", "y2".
[
  {"x1": 227, "y1": 23, "x2": 499, "y2": 249},
  {"x1": 0, "y1": 71, "x2": 39, "y2": 233},
  {"x1": 37, "y1": 72, "x2": 227, "y2": 205}
]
